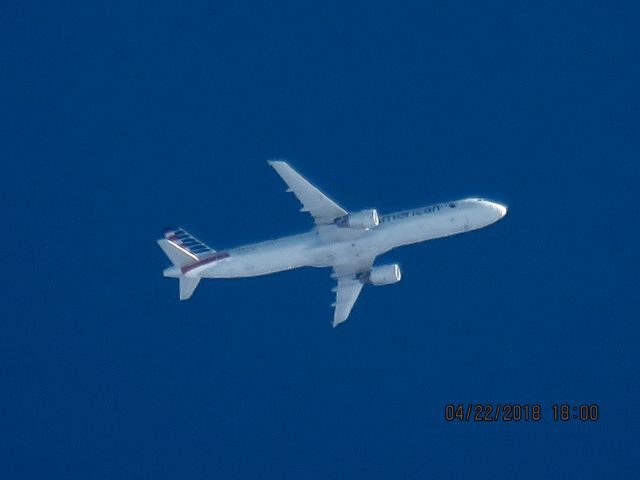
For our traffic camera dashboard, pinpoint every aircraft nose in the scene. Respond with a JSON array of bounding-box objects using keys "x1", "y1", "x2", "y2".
[{"x1": 486, "y1": 201, "x2": 508, "y2": 218}]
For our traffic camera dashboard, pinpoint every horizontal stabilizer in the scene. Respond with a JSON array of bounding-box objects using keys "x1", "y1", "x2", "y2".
[{"x1": 179, "y1": 275, "x2": 201, "y2": 300}]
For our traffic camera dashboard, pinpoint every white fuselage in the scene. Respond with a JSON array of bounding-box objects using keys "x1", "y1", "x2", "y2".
[{"x1": 181, "y1": 198, "x2": 506, "y2": 279}]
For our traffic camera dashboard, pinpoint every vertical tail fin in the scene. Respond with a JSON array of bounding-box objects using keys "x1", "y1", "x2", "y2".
[
  {"x1": 158, "y1": 227, "x2": 215, "y2": 301},
  {"x1": 157, "y1": 239, "x2": 198, "y2": 268},
  {"x1": 162, "y1": 227, "x2": 215, "y2": 259}
]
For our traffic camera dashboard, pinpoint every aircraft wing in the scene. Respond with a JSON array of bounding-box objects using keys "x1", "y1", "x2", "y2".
[
  {"x1": 268, "y1": 160, "x2": 348, "y2": 225},
  {"x1": 331, "y1": 257, "x2": 376, "y2": 327},
  {"x1": 332, "y1": 277, "x2": 364, "y2": 327}
]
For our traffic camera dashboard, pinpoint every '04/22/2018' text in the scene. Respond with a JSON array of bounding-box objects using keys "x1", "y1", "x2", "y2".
[{"x1": 444, "y1": 404, "x2": 600, "y2": 422}]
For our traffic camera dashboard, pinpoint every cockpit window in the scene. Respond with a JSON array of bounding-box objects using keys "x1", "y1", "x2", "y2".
[{"x1": 449, "y1": 203, "x2": 456, "y2": 208}]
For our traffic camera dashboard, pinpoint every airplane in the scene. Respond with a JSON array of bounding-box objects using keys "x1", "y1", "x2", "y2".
[{"x1": 158, "y1": 161, "x2": 508, "y2": 327}]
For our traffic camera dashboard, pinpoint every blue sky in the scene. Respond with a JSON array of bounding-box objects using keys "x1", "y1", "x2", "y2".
[{"x1": 2, "y1": 1, "x2": 639, "y2": 478}]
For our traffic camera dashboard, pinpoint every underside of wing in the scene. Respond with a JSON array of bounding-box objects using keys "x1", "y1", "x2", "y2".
[
  {"x1": 332, "y1": 277, "x2": 364, "y2": 327},
  {"x1": 268, "y1": 160, "x2": 348, "y2": 225},
  {"x1": 330, "y1": 256, "x2": 376, "y2": 327}
]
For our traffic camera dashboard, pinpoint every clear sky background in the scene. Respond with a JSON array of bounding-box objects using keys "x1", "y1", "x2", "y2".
[{"x1": 2, "y1": 1, "x2": 639, "y2": 478}]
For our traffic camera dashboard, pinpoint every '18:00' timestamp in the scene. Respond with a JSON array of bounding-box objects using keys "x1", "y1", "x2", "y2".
[{"x1": 444, "y1": 404, "x2": 600, "y2": 422}]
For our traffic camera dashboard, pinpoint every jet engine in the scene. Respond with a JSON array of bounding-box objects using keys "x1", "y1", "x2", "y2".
[
  {"x1": 365, "y1": 264, "x2": 402, "y2": 286},
  {"x1": 336, "y1": 209, "x2": 380, "y2": 229}
]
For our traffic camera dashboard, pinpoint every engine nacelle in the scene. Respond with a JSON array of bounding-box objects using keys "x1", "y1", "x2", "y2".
[
  {"x1": 336, "y1": 209, "x2": 379, "y2": 229},
  {"x1": 365, "y1": 264, "x2": 402, "y2": 286}
]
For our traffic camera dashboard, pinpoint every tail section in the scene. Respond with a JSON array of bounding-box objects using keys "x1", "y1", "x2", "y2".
[
  {"x1": 179, "y1": 276, "x2": 201, "y2": 300},
  {"x1": 158, "y1": 227, "x2": 216, "y2": 300},
  {"x1": 162, "y1": 227, "x2": 215, "y2": 259},
  {"x1": 157, "y1": 239, "x2": 198, "y2": 268}
]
